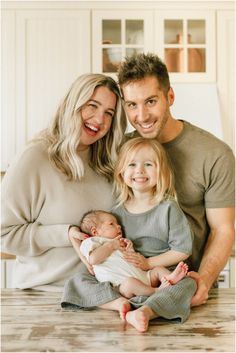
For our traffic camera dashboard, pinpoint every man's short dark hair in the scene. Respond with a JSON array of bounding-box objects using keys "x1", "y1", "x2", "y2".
[{"x1": 117, "y1": 53, "x2": 170, "y2": 95}]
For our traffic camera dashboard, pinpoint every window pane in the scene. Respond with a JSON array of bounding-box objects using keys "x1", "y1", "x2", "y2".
[
  {"x1": 187, "y1": 20, "x2": 205, "y2": 44},
  {"x1": 102, "y1": 20, "x2": 121, "y2": 44},
  {"x1": 188, "y1": 48, "x2": 205, "y2": 72},
  {"x1": 103, "y1": 48, "x2": 121, "y2": 72},
  {"x1": 126, "y1": 48, "x2": 143, "y2": 57},
  {"x1": 164, "y1": 20, "x2": 183, "y2": 44},
  {"x1": 165, "y1": 48, "x2": 184, "y2": 72},
  {"x1": 126, "y1": 20, "x2": 144, "y2": 44}
]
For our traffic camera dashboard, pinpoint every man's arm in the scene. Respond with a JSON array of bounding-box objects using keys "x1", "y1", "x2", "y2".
[{"x1": 188, "y1": 207, "x2": 235, "y2": 306}]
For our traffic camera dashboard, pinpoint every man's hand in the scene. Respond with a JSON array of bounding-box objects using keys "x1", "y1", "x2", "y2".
[{"x1": 187, "y1": 271, "x2": 209, "y2": 306}]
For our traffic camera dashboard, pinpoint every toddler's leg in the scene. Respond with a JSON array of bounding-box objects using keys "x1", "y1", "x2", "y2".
[
  {"x1": 119, "y1": 277, "x2": 156, "y2": 298},
  {"x1": 162, "y1": 261, "x2": 188, "y2": 285},
  {"x1": 100, "y1": 297, "x2": 132, "y2": 321}
]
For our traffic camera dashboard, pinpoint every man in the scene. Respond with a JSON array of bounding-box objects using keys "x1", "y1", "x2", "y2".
[
  {"x1": 62, "y1": 53, "x2": 235, "y2": 333},
  {"x1": 118, "y1": 53, "x2": 235, "y2": 307}
]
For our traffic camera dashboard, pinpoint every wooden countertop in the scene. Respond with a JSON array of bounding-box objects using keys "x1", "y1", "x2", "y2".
[{"x1": 1, "y1": 288, "x2": 235, "y2": 352}]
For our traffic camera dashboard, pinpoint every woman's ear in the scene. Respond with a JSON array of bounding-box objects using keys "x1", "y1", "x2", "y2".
[{"x1": 90, "y1": 227, "x2": 97, "y2": 236}]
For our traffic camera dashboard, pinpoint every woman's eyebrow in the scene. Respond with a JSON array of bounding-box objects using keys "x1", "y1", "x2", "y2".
[{"x1": 88, "y1": 99, "x2": 115, "y2": 112}]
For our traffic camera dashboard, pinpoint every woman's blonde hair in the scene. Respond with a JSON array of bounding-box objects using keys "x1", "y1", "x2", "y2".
[
  {"x1": 35, "y1": 74, "x2": 127, "y2": 182},
  {"x1": 113, "y1": 137, "x2": 177, "y2": 206}
]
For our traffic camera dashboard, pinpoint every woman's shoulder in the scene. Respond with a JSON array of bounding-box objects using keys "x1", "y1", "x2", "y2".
[{"x1": 5, "y1": 140, "x2": 49, "y2": 177}]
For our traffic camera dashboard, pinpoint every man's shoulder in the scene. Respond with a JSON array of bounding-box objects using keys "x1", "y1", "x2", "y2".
[{"x1": 179, "y1": 121, "x2": 234, "y2": 157}]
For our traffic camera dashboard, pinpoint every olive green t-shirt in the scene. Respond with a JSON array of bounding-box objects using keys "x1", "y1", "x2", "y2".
[{"x1": 127, "y1": 121, "x2": 235, "y2": 271}]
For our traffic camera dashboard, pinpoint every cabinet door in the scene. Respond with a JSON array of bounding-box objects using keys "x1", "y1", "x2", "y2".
[
  {"x1": 155, "y1": 10, "x2": 216, "y2": 82},
  {"x1": 1, "y1": 10, "x2": 16, "y2": 171},
  {"x1": 217, "y1": 10, "x2": 235, "y2": 151},
  {"x1": 92, "y1": 10, "x2": 154, "y2": 76},
  {"x1": 1, "y1": 9, "x2": 90, "y2": 171}
]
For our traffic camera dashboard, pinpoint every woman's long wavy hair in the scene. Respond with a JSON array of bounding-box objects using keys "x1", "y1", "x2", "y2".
[
  {"x1": 35, "y1": 74, "x2": 127, "y2": 182},
  {"x1": 113, "y1": 137, "x2": 177, "y2": 206}
]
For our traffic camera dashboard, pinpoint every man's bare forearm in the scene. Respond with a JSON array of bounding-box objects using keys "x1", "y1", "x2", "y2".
[{"x1": 198, "y1": 227, "x2": 234, "y2": 289}]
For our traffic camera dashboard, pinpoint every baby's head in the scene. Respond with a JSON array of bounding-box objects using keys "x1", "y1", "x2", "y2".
[{"x1": 80, "y1": 210, "x2": 122, "y2": 239}]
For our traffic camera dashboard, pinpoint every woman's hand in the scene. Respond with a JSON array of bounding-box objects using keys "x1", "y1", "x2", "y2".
[
  {"x1": 68, "y1": 226, "x2": 94, "y2": 275},
  {"x1": 122, "y1": 250, "x2": 149, "y2": 270},
  {"x1": 187, "y1": 271, "x2": 209, "y2": 306}
]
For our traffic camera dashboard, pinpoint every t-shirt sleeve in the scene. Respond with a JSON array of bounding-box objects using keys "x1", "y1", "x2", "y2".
[
  {"x1": 168, "y1": 201, "x2": 193, "y2": 255},
  {"x1": 204, "y1": 148, "x2": 235, "y2": 208}
]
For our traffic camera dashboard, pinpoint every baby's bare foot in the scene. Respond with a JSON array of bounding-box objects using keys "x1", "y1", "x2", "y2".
[
  {"x1": 119, "y1": 300, "x2": 132, "y2": 321},
  {"x1": 126, "y1": 309, "x2": 150, "y2": 332},
  {"x1": 163, "y1": 261, "x2": 188, "y2": 285},
  {"x1": 158, "y1": 277, "x2": 171, "y2": 290}
]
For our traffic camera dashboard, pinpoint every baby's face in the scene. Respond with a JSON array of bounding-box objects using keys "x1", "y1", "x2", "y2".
[{"x1": 96, "y1": 214, "x2": 122, "y2": 239}]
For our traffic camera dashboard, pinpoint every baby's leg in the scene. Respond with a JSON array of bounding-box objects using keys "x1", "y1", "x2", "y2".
[
  {"x1": 119, "y1": 277, "x2": 156, "y2": 298},
  {"x1": 149, "y1": 266, "x2": 171, "y2": 287},
  {"x1": 162, "y1": 261, "x2": 188, "y2": 285}
]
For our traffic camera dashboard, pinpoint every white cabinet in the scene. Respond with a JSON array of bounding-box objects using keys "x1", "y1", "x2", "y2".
[
  {"x1": 1, "y1": 8, "x2": 91, "y2": 171},
  {"x1": 1, "y1": 2, "x2": 234, "y2": 170},
  {"x1": 92, "y1": 10, "x2": 154, "y2": 76}
]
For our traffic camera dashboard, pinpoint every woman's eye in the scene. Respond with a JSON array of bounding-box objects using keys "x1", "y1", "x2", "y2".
[
  {"x1": 105, "y1": 111, "x2": 114, "y2": 118},
  {"x1": 126, "y1": 103, "x2": 136, "y2": 110}
]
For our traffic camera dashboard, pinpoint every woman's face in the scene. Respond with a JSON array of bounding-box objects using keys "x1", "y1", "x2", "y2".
[{"x1": 78, "y1": 86, "x2": 117, "y2": 150}]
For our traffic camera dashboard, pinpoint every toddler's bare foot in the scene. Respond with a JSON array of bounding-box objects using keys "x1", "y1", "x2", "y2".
[
  {"x1": 162, "y1": 261, "x2": 188, "y2": 285},
  {"x1": 126, "y1": 308, "x2": 150, "y2": 332},
  {"x1": 119, "y1": 299, "x2": 132, "y2": 321}
]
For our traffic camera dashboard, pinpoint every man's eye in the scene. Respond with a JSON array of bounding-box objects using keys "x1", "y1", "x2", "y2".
[{"x1": 146, "y1": 99, "x2": 156, "y2": 106}]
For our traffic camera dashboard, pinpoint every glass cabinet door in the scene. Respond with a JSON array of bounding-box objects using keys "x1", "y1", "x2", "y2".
[
  {"x1": 93, "y1": 10, "x2": 153, "y2": 75},
  {"x1": 155, "y1": 10, "x2": 215, "y2": 82}
]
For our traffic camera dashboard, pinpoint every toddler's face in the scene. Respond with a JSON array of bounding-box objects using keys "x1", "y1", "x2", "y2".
[{"x1": 96, "y1": 214, "x2": 122, "y2": 239}]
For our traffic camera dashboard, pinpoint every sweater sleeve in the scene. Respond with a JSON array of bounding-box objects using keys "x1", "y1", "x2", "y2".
[{"x1": 1, "y1": 144, "x2": 71, "y2": 257}]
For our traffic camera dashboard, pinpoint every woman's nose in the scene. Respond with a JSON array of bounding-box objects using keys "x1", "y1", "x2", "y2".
[{"x1": 94, "y1": 108, "x2": 105, "y2": 124}]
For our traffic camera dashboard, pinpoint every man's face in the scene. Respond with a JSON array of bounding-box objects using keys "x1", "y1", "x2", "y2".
[{"x1": 121, "y1": 76, "x2": 174, "y2": 141}]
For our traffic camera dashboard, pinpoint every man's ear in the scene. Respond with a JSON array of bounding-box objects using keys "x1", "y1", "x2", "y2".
[
  {"x1": 90, "y1": 227, "x2": 97, "y2": 236},
  {"x1": 168, "y1": 87, "x2": 175, "y2": 107}
]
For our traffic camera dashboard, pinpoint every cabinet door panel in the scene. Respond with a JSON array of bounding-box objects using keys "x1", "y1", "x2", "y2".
[
  {"x1": 155, "y1": 10, "x2": 216, "y2": 82},
  {"x1": 92, "y1": 10, "x2": 154, "y2": 77},
  {"x1": 11, "y1": 10, "x2": 90, "y2": 165},
  {"x1": 1, "y1": 11, "x2": 16, "y2": 171}
]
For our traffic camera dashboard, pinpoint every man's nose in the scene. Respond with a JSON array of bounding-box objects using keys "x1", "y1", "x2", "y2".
[{"x1": 136, "y1": 105, "x2": 149, "y2": 122}]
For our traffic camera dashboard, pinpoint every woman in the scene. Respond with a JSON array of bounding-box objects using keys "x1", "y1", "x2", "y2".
[{"x1": 1, "y1": 73, "x2": 127, "y2": 291}]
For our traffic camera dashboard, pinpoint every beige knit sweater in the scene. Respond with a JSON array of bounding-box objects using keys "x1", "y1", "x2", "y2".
[{"x1": 1, "y1": 142, "x2": 114, "y2": 291}]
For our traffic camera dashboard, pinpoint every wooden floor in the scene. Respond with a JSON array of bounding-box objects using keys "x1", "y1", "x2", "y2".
[{"x1": 1, "y1": 288, "x2": 235, "y2": 352}]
